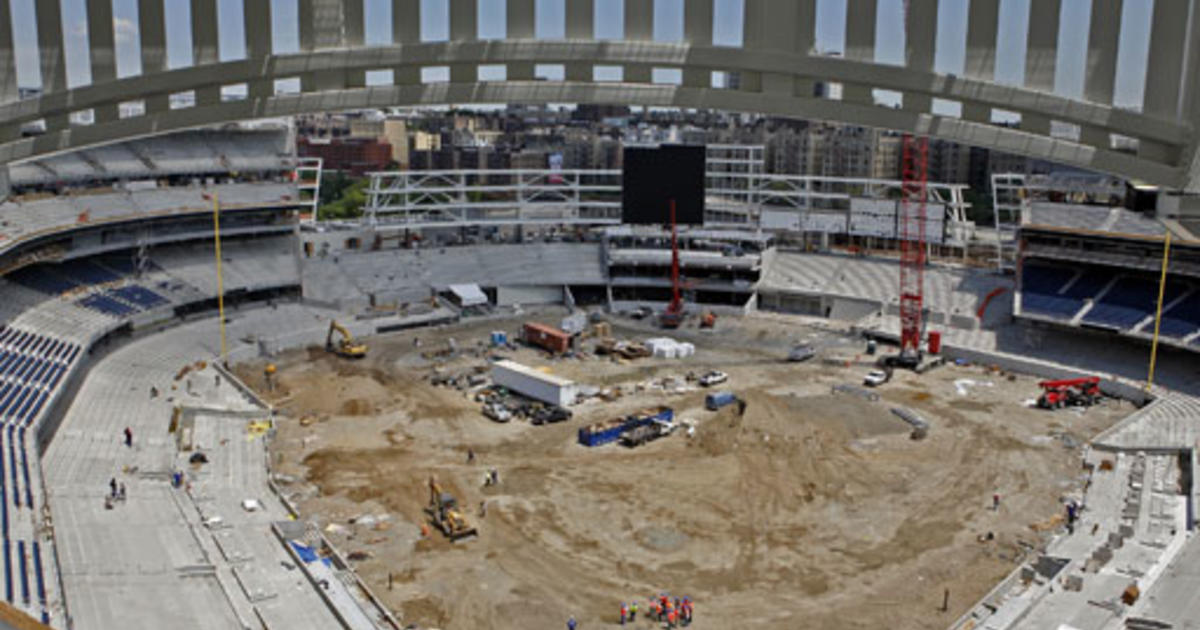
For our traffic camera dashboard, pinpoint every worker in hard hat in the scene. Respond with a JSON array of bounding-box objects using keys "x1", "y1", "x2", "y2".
[
  {"x1": 629, "y1": 600, "x2": 637, "y2": 622},
  {"x1": 619, "y1": 602, "x2": 627, "y2": 625}
]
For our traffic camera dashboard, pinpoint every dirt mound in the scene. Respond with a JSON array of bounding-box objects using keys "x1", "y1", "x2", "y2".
[{"x1": 340, "y1": 399, "x2": 374, "y2": 416}]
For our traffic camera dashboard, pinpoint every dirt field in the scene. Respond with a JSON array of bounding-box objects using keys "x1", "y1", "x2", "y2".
[{"x1": 242, "y1": 310, "x2": 1131, "y2": 630}]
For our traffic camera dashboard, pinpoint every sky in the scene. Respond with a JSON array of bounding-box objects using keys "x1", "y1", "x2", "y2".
[{"x1": 8, "y1": 0, "x2": 1155, "y2": 110}]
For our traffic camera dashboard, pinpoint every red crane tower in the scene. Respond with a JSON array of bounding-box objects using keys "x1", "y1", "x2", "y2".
[
  {"x1": 897, "y1": 134, "x2": 929, "y2": 366},
  {"x1": 660, "y1": 199, "x2": 684, "y2": 329}
]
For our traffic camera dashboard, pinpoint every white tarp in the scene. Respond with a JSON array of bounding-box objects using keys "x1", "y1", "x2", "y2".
[
  {"x1": 761, "y1": 209, "x2": 802, "y2": 231},
  {"x1": 448, "y1": 283, "x2": 488, "y2": 307}
]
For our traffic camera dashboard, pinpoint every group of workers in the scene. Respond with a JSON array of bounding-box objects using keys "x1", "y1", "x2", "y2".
[{"x1": 618, "y1": 594, "x2": 694, "y2": 627}]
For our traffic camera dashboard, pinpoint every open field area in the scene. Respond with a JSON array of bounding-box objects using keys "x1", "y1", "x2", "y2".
[{"x1": 240, "y1": 311, "x2": 1132, "y2": 630}]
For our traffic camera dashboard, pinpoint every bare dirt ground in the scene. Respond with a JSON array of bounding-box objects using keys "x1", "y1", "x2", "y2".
[{"x1": 240, "y1": 310, "x2": 1131, "y2": 630}]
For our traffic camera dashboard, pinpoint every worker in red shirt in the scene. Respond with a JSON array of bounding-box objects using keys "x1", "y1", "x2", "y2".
[
  {"x1": 620, "y1": 602, "x2": 627, "y2": 625},
  {"x1": 666, "y1": 607, "x2": 677, "y2": 628}
]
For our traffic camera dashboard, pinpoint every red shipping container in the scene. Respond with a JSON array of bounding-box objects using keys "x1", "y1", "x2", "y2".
[{"x1": 524, "y1": 322, "x2": 571, "y2": 354}]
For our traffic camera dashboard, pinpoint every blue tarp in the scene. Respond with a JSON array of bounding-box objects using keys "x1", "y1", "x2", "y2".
[{"x1": 290, "y1": 541, "x2": 318, "y2": 563}]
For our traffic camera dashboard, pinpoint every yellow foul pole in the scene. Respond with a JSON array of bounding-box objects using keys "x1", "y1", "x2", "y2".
[
  {"x1": 1146, "y1": 232, "x2": 1172, "y2": 392},
  {"x1": 212, "y1": 193, "x2": 228, "y2": 365}
]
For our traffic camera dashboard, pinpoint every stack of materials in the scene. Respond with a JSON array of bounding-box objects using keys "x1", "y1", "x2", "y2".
[{"x1": 645, "y1": 337, "x2": 695, "y2": 359}]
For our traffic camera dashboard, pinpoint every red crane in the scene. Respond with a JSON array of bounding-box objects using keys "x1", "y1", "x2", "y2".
[
  {"x1": 897, "y1": 134, "x2": 929, "y2": 365},
  {"x1": 660, "y1": 199, "x2": 684, "y2": 329}
]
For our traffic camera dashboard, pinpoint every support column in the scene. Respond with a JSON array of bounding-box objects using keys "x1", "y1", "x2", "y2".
[
  {"x1": 1142, "y1": 0, "x2": 1189, "y2": 119},
  {"x1": 139, "y1": 0, "x2": 169, "y2": 114},
  {"x1": 393, "y1": 0, "x2": 420, "y2": 85},
  {"x1": 566, "y1": 0, "x2": 594, "y2": 81},
  {"x1": 507, "y1": 0, "x2": 534, "y2": 79},
  {"x1": 682, "y1": 0, "x2": 712, "y2": 87},
  {"x1": 35, "y1": 0, "x2": 67, "y2": 130},
  {"x1": 624, "y1": 0, "x2": 653, "y2": 82},
  {"x1": 191, "y1": 0, "x2": 220, "y2": 105},
  {"x1": 1024, "y1": 0, "x2": 1059, "y2": 93},
  {"x1": 0, "y1": 0, "x2": 12, "y2": 104},
  {"x1": 843, "y1": 0, "x2": 877, "y2": 104},
  {"x1": 744, "y1": 0, "x2": 801, "y2": 96},
  {"x1": 450, "y1": 0, "x2": 477, "y2": 82},
  {"x1": 245, "y1": 0, "x2": 273, "y2": 99},
  {"x1": 964, "y1": 0, "x2": 999, "y2": 80},
  {"x1": 87, "y1": 0, "x2": 118, "y2": 121},
  {"x1": 905, "y1": 0, "x2": 938, "y2": 113},
  {"x1": 1084, "y1": 0, "x2": 1122, "y2": 105},
  {"x1": 35, "y1": 0, "x2": 67, "y2": 93},
  {"x1": 624, "y1": 0, "x2": 652, "y2": 40}
]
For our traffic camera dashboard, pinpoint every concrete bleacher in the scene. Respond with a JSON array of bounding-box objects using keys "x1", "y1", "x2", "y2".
[
  {"x1": 152, "y1": 237, "x2": 299, "y2": 295},
  {"x1": 1027, "y1": 202, "x2": 1166, "y2": 238},
  {"x1": 42, "y1": 304, "x2": 362, "y2": 629},
  {"x1": 7, "y1": 129, "x2": 292, "y2": 188},
  {"x1": 0, "y1": 181, "x2": 296, "y2": 256},
  {"x1": 302, "y1": 243, "x2": 606, "y2": 307},
  {"x1": 759, "y1": 251, "x2": 1007, "y2": 328}
]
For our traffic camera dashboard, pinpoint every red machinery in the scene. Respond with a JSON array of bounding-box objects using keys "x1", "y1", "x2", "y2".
[
  {"x1": 1037, "y1": 377, "x2": 1102, "y2": 409},
  {"x1": 660, "y1": 199, "x2": 685, "y2": 329},
  {"x1": 888, "y1": 134, "x2": 929, "y2": 368}
]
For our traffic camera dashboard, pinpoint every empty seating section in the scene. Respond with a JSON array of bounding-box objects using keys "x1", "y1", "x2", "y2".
[
  {"x1": 7, "y1": 130, "x2": 291, "y2": 187},
  {"x1": 0, "y1": 325, "x2": 75, "y2": 621},
  {"x1": 9, "y1": 267, "x2": 78, "y2": 296},
  {"x1": 78, "y1": 294, "x2": 136, "y2": 318},
  {"x1": 1159, "y1": 292, "x2": 1200, "y2": 339},
  {"x1": 1020, "y1": 265, "x2": 1082, "y2": 319},
  {"x1": 1021, "y1": 265, "x2": 1119, "y2": 320},
  {"x1": 1083, "y1": 277, "x2": 1186, "y2": 330},
  {"x1": 110, "y1": 285, "x2": 168, "y2": 309}
]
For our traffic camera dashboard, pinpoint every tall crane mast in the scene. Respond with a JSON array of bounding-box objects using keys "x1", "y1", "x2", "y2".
[{"x1": 898, "y1": 134, "x2": 929, "y2": 362}]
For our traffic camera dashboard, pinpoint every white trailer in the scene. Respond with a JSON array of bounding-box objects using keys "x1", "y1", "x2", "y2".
[{"x1": 490, "y1": 360, "x2": 579, "y2": 407}]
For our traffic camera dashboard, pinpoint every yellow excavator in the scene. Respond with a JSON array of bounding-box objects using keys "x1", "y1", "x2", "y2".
[
  {"x1": 325, "y1": 320, "x2": 367, "y2": 359},
  {"x1": 426, "y1": 477, "x2": 478, "y2": 542}
]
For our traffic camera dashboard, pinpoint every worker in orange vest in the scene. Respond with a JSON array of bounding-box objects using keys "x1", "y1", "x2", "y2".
[{"x1": 666, "y1": 607, "x2": 677, "y2": 628}]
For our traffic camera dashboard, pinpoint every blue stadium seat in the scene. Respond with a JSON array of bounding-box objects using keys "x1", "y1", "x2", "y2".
[
  {"x1": 17, "y1": 540, "x2": 28, "y2": 605},
  {"x1": 110, "y1": 285, "x2": 168, "y2": 310},
  {"x1": 26, "y1": 393, "x2": 47, "y2": 425},
  {"x1": 8, "y1": 427, "x2": 17, "y2": 511},
  {"x1": 31, "y1": 541, "x2": 44, "y2": 607},
  {"x1": 1159, "y1": 292, "x2": 1200, "y2": 339},
  {"x1": 9, "y1": 267, "x2": 79, "y2": 295},
  {"x1": 4, "y1": 539, "x2": 11, "y2": 603},
  {"x1": 78, "y1": 294, "x2": 137, "y2": 318},
  {"x1": 59, "y1": 260, "x2": 121, "y2": 285}
]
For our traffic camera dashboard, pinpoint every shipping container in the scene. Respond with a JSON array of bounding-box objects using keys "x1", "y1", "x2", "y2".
[
  {"x1": 523, "y1": 322, "x2": 571, "y2": 354},
  {"x1": 491, "y1": 360, "x2": 579, "y2": 407}
]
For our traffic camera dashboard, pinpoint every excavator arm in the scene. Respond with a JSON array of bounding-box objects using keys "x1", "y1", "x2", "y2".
[{"x1": 325, "y1": 320, "x2": 367, "y2": 359}]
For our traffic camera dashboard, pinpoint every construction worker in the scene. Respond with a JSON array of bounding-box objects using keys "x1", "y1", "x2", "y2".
[
  {"x1": 666, "y1": 606, "x2": 677, "y2": 628},
  {"x1": 566, "y1": 615, "x2": 577, "y2": 630},
  {"x1": 620, "y1": 602, "x2": 627, "y2": 625},
  {"x1": 629, "y1": 600, "x2": 637, "y2": 622}
]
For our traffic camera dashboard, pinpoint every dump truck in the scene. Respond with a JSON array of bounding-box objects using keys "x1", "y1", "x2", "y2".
[
  {"x1": 619, "y1": 417, "x2": 676, "y2": 448},
  {"x1": 325, "y1": 320, "x2": 367, "y2": 359}
]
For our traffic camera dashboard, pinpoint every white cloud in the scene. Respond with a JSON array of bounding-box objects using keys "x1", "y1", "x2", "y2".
[{"x1": 114, "y1": 17, "x2": 137, "y2": 45}]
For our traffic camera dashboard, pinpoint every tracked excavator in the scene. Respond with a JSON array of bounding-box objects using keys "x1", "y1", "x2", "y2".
[
  {"x1": 426, "y1": 477, "x2": 478, "y2": 542},
  {"x1": 325, "y1": 320, "x2": 367, "y2": 359}
]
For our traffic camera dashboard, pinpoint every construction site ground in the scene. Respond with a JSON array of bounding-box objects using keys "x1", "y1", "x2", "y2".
[{"x1": 239, "y1": 310, "x2": 1132, "y2": 630}]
